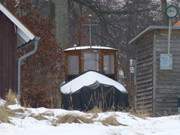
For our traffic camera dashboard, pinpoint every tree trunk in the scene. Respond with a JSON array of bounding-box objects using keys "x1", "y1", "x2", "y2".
[
  {"x1": 52, "y1": 0, "x2": 69, "y2": 48},
  {"x1": 161, "y1": 0, "x2": 168, "y2": 25}
]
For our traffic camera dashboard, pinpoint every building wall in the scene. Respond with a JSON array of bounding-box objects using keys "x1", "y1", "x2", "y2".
[
  {"x1": 135, "y1": 32, "x2": 154, "y2": 115},
  {"x1": 0, "y1": 11, "x2": 17, "y2": 98},
  {"x1": 154, "y1": 30, "x2": 180, "y2": 115}
]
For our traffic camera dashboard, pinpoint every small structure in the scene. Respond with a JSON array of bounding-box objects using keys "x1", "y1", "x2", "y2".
[
  {"x1": 64, "y1": 46, "x2": 118, "y2": 81},
  {"x1": 60, "y1": 46, "x2": 128, "y2": 111},
  {"x1": 0, "y1": 3, "x2": 37, "y2": 98},
  {"x1": 129, "y1": 26, "x2": 180, "y2": 116},
  {"x1": 61, "y1": 71, "x2": 128, "y2": 111}
]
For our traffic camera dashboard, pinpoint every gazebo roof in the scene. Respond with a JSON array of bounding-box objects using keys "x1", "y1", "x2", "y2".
[{"x1": 64, "y1": 46, "x2": 117, "y2": 51}]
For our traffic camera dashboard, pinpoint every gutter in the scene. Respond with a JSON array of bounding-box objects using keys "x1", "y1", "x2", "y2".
[
  {"x1": 17, "y1": 40, "x2": 32, "y2": 49},
  {"x1": 17, "y1": 37, "x2": 40, "y2": 102}
]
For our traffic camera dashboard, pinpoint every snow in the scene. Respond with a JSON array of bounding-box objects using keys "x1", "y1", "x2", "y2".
[
  {"x1": 1, "y1": 104, "x2": 180, "y2": 135},
  {"x1": 0, "y1": 98, "x2": 6, "y2": 106},
  {"x1": 65, "y1": 46, "x2": 117, "y2": 51},
  {"x1": 60, "y1": 71, "x2": 127, "y2": 94},
  {"x1": 8, "y1": 104, "x2": 23, "y2": 110},
  {"x1": 0, "y1": 3, "x2": 35, "y2": 42},
  {"x1": 0, "y1": 122, "x2": 118, "y2": 135}
]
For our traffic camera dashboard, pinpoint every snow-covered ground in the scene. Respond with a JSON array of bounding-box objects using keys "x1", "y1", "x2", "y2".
[{"x1": 0, "y1": 103, "x2": 180, "y2": 135}]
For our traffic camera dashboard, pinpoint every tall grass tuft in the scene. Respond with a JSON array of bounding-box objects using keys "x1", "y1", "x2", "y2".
[
  {"x1": 5, "y1": 89, "x2": 17, "y2": 105},
  {"x1": 88, "y1": 106, "x2": 103, "y2": 113},
  {"x1": 52, "y1": 114, "x2": 93, "y2": 126},
  {"x1": 0, "y1": 106, "x2": 14, "y2": 123},
  {"x1": 100, "y1": 116, "x2": 121, "y2": 126}
]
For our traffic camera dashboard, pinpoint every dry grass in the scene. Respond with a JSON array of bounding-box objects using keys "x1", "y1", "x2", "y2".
[
  {"x1": 41, "y1": 111, "x2": 54, "y2": 117},
  {"x1": 13, "y1": 108, "x2": 25, "y2": 113},
  {"x1": 131, "y1": 112, "x2": 150, "y2": 119},
  {"x1": 88, "y1": 106, "x2": 103, "y2": 113},
  {"x1": 131, "y1": 110, "x2": 151, "y2": 118},
  {"x1": 0, "y1": 90, "x2": 16, "y2": 123},
  {"x1": 128, "y1": 107, "x2": 151, "y2": 118},
  {"x1": 100, "y1": 116, "x2": 121, "y2": 126},
  {"x1": 0, "y1": 106, "x2": 14, "y2": 123},
  {"x1": 52, "y1": 113, "x2": 125, "y2": 127},
  {"x1": 52, "y1": 114, "x2": 93, "y2": 126},
  {"x1": 30, "y1": 114, "x2": 48, "y2": 121},
  {"x1": 30, "y1": 111, "x2": 54, "y2": 121},
  {"x1": 5, "y1": 89, "x2": 17, "y2": 105}
]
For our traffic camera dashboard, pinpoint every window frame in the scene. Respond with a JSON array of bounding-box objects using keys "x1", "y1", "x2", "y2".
[
  {"x1": 82, "y1": 50, "x2": 100, "y2": 72},
  {"x1": 103, "y1": 54, "x2": 115, "y2": 74},
  {"x1": 67, "y1": 55, "x2": 80, "y2": 75}
]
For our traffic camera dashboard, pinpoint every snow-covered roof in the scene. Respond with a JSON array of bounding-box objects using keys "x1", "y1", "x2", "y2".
[
  {"x1": 0, "y1": 3, "x2": 35, "y2": 42},
  {"x1": 60, "y1": 71, "x2": 127, "y2": 94},
  {"x1": 64, "y1": 46, "x2": 117, "y2": 51}
]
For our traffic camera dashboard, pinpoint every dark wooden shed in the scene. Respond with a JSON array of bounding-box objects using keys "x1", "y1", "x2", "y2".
[
  {"x1": 0, "y1": 3, "x2": 35, "y2": 98},
  {"x1": 129, "y1": 26, "x2": 180, "y2": 116}
]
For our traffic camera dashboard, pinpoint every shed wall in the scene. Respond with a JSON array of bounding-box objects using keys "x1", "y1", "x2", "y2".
[
  {"x1": 0, "y1": 11, "x2": 17, "y2": 98},
  {"x1": 135, "y1": 32, "x2": 154, "y2": 114},
  {"x1": 154, "y1": 30, "x2": 180, "y2": 115}
]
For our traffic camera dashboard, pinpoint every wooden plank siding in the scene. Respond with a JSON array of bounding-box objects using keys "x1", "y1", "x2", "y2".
[
  {"x1": 135, "y1": 32, "x2": 154, "y2": 114},
  {"x1": 131, "y1": 27, "x2": 180, "y2": 116},
  {"x1": 154, "y1": 30, "x2": 180, "y2": 115},
  {"x1": 0, "y1": 11, "x2": 17, "y2": 98}
]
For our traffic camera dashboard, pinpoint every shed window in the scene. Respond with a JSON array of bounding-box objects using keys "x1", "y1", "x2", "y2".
[
  {"x1": 103, "y1": 55, "x2": 114, "y2": 74},
  {"x1": 83, "y1": 52, "x2": 99, "y2": 71},
  {"x1": 67, "y1": 55, "x2": 79, "y2": 75}
]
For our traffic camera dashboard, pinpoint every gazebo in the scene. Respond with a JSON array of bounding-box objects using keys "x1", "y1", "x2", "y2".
[
  {"x1": 64, "y1": 46, "x2": 118, "y2": 81},
  {"x1": 60, "y1": 46, "x2": 128, "y2": 111}
]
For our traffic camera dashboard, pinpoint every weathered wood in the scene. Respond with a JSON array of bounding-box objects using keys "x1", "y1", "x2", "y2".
[
  {"x1": 136, "y1": 87, "x2": 153, "y2": 93},
  {"x1": 132, "y1": 28, "x2": 180, "y2": 116},
  {"x1": 154, "y1": 30, "x2": 180, "y2": 115},
  {"x1": 134, "y1": 33, "x2": 154, "y2": 114},
  {"x1": 0, "y1": 11, "x2": 17, "y2": 98},
  {"x1": 136, "y1": 75, "x2": 153, "y2": 82}
]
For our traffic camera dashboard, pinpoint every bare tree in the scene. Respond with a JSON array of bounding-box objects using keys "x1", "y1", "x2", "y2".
[{"x1": 161, "y1": 0, "x2": 168, "y2": 25}]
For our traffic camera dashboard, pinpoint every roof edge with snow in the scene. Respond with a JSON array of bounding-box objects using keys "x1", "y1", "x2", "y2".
[
  {"x1": 0, "y1": 3, "x2": 35, "y2": 42},
  {"x1": 64, "y1": 46, "x2": 117, "y2": 51}
]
